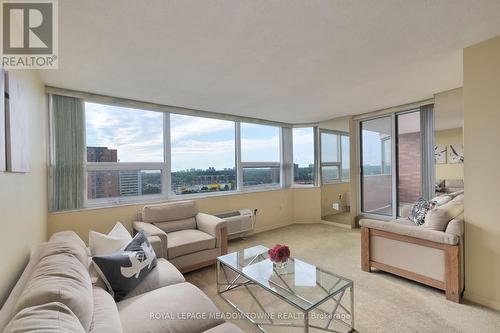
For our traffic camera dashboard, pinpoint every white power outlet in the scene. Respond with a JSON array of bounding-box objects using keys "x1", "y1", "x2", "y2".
[{"x1": 332, "y1": 203, "x2": 340, "y2": 210}]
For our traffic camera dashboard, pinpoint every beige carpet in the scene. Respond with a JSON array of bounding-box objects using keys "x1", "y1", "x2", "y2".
[{"x1": 185, "y1": 224, "x2": 500, "y2": 333}]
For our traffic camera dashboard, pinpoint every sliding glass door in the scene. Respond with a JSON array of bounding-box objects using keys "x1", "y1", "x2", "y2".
[
  {"x1": 360, "y1": 108, "x2": 432, "y2": 218},
  {"x1": 360, "y1": 116, "x2": 393, "y2": 216},
  {"x1": 396, "y1": 111, "x2": 422, "y2": 215}
]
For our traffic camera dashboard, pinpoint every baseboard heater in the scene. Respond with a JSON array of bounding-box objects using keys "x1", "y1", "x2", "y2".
[{"x1": 214, "y1": 209, "x2": 254, "y2": 239}]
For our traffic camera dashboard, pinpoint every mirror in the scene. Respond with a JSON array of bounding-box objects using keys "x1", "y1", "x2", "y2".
[
  {"x1": 434, "y1": 88, "x2": 464, "y2": 198},
  {"x1": 319, "y1": 116, "x2": 352, "y2": 226}
]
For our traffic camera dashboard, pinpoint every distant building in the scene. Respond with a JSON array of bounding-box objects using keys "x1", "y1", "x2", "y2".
[
  {"x1": 119, "y1": 171, "x2": 141, "y2": 196},
  {"x1": 195, "y1": 174, "x2": 235, "y2": 185},
  {"x1": 87, "y1": 147, "x2": 119, "y2": 199},
  {"x1": 87, "y1": 146, "x2": 117, "y2": 162}
]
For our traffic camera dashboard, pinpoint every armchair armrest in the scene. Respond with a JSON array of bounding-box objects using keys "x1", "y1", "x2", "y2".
[
  {"x1": 195, "y1": 213, "x2": 228, "y2": 251},
  {"x1": 133, "y1": 221, "x2": 168, "y2": 259},
  {"x1": 360, "y1": 218, "x2": 459, "y2": 245},
  {"x1": 146, "y1": 236, "x2": 162, "y2": 259}
]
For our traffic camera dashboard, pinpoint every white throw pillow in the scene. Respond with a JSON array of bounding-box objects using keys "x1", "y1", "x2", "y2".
[{"x1": 89, "y1": 222, "x2": 132, "y2": 256}]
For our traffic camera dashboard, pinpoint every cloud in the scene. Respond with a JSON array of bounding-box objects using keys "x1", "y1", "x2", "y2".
[
  {"x1": 85, "y1": 102, "x2": 164, "y2": 162},
  {"x1": 170, "y1": 114, "x2": 234, "y2": 143},
  {"x1": 84, "y1": 103, "x2": 319, "y2": 169}
]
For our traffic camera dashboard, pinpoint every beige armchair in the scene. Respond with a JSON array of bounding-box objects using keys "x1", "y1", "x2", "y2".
[{"x1": 133, "y1": 200, "x2": 228, "y2": 273}]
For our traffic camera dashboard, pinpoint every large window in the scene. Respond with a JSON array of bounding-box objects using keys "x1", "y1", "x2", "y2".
[
  {"x1": 292, "y1": 127, "x2": 315, "y2": 185},
  {"x1": 240, "y1": 123, "x2": 281, "y2": 188},
  {"x1": 52, "y1": 96, "x2": 326, "y2": 211},
  {"x1": 85, "y1": 102, "x2": 165, "y2": 201},
  {"x1": 320, "y1": 130, "x2": 350, "y2": 183},
  {"x1": 170, "y1": 114, "x2": 236, "y2": 195}
]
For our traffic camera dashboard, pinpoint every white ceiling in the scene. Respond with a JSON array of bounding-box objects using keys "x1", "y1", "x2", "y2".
[{"x1": 40, "y1": 0, "x2": 500, "y2": 123}]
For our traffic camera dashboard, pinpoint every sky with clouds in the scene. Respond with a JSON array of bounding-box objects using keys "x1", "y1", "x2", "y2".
[{"x1": 85, "y1": 103, "x2": 316, "y2": 171}]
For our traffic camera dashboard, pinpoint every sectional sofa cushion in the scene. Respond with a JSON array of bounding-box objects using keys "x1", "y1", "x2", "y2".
[
  {"x1": 154, "y1": 218, "x2": 197, "y2": 233},
  {"x1": 141, "y1": 201, "x2": 199, "y2": 232},
  {"x1": 14, "y1": 253, "x2": 94, "y2": 332},
  {"x1": 203, "y1": 322, "x2": 244, "y2": 332},
  {"x1": 432, "y1": 195, "x2": 453, "y2": 206},
  {"x1": 89, "y1": 287, "x2": 123, "y2": 333},
  {"x1": 43, "y1": 231, "x2": 89, "y2": 267},
  {"x1": 452, "y1": 194, "x2": 464, "y2": 203},
  {"x1": 360, "y1": 218, "x2": 459, "y2": 245},
  {"x1": 4, "y1": 302, "x2": 86, "y2": 333},
  {"x1": 422, "y1": 199, "x2": 464, "y2": 231},
  {"x1": 123, "y1": 258, "x2": 185, "y2": 299},
  {"x1": 142, "y1": 200, "x2": 198, "y2": 222},
  {"x1": 89, "y1": 222, "x2": 132, "y2": 256},
  {"x1": 167, "y1": 229, "x2": 216, "y2": 259},
  {"x1": 48, "y1": 231, "x2": 88, "y2": 254},
  {"x1": 92, "y1": 231, "x2": 157, "y2": 301},
  {"x1": 117, "y1": 282, "x2": 224, "y2": 333}
]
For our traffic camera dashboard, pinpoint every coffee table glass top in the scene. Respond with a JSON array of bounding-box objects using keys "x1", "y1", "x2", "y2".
[{"x1": 217, "y1": 245, "x2": 352, "y2": 311}]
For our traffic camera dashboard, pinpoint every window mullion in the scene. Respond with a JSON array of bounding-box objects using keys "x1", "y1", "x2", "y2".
[
  {"x1": 235, "y1": 122, "x2": 243, "y2": 191},
  {"x1": 163, "y1": 112, "x2": 171, "y2": 198}
]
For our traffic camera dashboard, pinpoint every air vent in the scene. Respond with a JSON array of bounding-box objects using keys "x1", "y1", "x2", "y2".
[{"x1": 216, "y1": 211, "x2": 241, "y2": 219}]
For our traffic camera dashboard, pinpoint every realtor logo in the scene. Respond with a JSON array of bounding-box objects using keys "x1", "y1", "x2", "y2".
[{"x1": 1, "y1": 0, "x2": 58, "y2": 69}]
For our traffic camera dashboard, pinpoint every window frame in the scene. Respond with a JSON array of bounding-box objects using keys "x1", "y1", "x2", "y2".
[
  {"x1": 291, "y1": 125, "x2": 317, "y2": 188},
  {"x1": 239, "y1": 122, "x2": 282, "y2": 191},
  {"x1": 85, "y1": 109, "x2": 170, "y2": 207},
  {"x1": 319, "y1": 129, "x2": 350, "y2": 184},
  {"x1": 79, "y1": 100, "x2": 292, "y2": 209},
  {"x1": 169, "y1": 113, "x2": 237, "y2": 197}
]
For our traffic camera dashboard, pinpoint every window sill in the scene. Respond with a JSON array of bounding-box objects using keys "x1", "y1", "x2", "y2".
[
  {"x1": 322, "y1": 180, "x2": 351, "y2": 185},
  {"x1": 50, "y1": 186, "x2": 288, "y2": 214},
  {"x1": 291, "y1": 184, "x2": 318, "y2": 189}
]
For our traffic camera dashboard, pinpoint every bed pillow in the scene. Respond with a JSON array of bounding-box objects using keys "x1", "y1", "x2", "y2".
[
  {"x1": 92, "y1": 231, "x2": 157, "y2": 301},
  {"x1": 408, "y1": 198, "x2": 437, "y2": 226}
]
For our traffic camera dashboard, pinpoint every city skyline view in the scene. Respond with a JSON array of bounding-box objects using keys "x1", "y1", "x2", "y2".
[{"x1": 85, "y1": 102, "x2": 316, "y2": 171}]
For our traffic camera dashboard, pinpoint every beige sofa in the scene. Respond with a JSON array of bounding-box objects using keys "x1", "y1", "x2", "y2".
[
  {"x1": 0, "y1": 231, "x2": 242, "y2": 333},
  {"x1": 133, "y1": 200, "x2": 228, "y2": 273},
  {"x1": 360, "y1": 194, "x2": 465, "y2": 302}
]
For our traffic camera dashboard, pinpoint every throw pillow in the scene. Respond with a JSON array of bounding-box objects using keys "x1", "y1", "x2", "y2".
[
  {"x1": 92, "y1": 231, "x2": 157, "y2": 301},
  {"x1": 89, "y1": 222, "x2": 132, "y2": 256},
  {"x1": 408, "y1": 198, "x2": 437, "y2": 226}
]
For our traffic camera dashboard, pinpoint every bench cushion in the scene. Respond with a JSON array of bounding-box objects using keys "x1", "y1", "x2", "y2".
[{"x1": 360, "y1": 218, "x2": 459, "y2": 245}]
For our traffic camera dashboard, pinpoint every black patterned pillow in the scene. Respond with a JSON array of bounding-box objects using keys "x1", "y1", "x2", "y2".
[
  {"x1": 92, "y1": 230, "x2": 157, "y2": 301},
  {"x1": 408, "y1": 198, "x2": 437, "y2": 226}
]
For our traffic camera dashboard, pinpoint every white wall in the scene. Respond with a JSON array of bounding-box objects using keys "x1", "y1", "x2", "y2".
[
  {"x1": 463, "y1": 34, "x2": 500, "y2": 311},
  {"x1": 0, "y1": 70, "x2": 48, "y2": 305}
]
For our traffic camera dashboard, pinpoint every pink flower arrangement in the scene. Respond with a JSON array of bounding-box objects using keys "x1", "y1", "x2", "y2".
[{"x1": 268, "y1": 244, "x2": 290, "y2": 263}]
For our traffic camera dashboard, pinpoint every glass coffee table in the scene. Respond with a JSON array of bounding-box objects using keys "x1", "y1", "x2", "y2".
[{"x1": 216, "y1": 245, "x2": 354, "y2": 332}]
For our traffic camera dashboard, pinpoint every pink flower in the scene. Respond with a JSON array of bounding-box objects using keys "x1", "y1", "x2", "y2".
[{"x1": 268, "y1": 244, "x2": 290, "y2": 263}]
